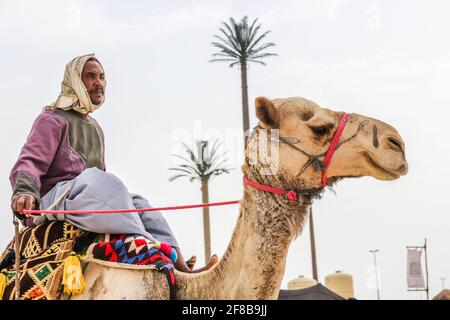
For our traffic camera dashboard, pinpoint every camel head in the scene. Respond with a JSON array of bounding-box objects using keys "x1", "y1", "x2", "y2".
[{"x1": 244, "y1": 97, "x2": 408, "y2": 193}]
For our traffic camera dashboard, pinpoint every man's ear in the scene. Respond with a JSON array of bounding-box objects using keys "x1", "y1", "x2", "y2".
[{"x1": 255, "y1": 97, "x2": 278, "y2": 128}]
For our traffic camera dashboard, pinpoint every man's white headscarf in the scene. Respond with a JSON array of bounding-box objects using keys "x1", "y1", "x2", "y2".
[{"x1": 50, "y1": 53, "x2": 106, "y2": 114}]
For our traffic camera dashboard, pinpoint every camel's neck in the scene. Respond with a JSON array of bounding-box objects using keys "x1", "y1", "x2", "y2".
[{"x1": 176, "y1": 184, "x2": 311, "y2": 299}]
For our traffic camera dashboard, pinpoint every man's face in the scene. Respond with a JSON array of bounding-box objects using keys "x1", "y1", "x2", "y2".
[{"x1": 81, "y1": 60, "x2": 105, "y2": 105}]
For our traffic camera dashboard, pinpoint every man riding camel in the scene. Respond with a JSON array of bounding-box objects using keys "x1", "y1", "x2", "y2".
[{"x1": 9, "y1": 53, "x2": 218, "y2": 273}]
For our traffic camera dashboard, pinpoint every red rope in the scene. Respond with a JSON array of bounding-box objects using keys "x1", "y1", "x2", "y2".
[
  {"x1": 321, "y1": 112, "x2": 350, "y2": 187},
  {"x1": 243, "y1": 177, "x2": 298, "y2": 201},
  {"x1": 23, "y1": 200, "x2": 240, "y2": 215}
]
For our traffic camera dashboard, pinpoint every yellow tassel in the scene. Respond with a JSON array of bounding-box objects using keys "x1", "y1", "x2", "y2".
[
  {"x1": 62, "y1": 252, "x2": 85, "y2": 295},
  {"x1": 0, "y1": 269, "x2": 7, "y2": 300}
]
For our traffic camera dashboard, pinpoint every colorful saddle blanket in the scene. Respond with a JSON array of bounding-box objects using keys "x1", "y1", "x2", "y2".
[
  {"x1": 1, "y1": 221, "x2": 177, "y2": 300},
  {"x1": 89, "y1": 235, "x2": 176, "y2": 289}
]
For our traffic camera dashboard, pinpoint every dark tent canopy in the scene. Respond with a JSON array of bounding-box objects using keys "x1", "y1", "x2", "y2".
[{"x1": 278, "y1": 284, "x2": 346, "y2": 300}]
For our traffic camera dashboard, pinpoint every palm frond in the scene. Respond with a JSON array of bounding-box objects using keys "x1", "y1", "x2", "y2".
[
  {"x1": 222, "y1": 20, "x2": 242, "y2": 52},
  {"x1": 182, "y1": 143, "x2": 199, "y2": 164},
  {"x1": 210, "y1": 52, "x2": 238, "y2": 58},
  {"x1": 189, "y1": 176, "x2": 200, "y2": 182},
  {"x1": 247, "y1": 31, "x2": 272, "y2": 52},
  {"x1": 203, "y1": 139, "x2": 220, "y2": 165},
  {"x1": 249, "y1": 43, "x2": 277, "y2": 57},
  {"x1": 209, "y1": 58, "x2": 239, "y2": 64},
  {"x1": 247, "y1": 59, "x2": 267, "y2": 66},
  {"x1": 209, "y1": 56, "x2": 239, "y2": 64},
  {"x1": 171, "y1": 154, "x2": 194, "y2": 165},
  {"x1": 211, "y1": 42, "x2": 240, "y2": 58},
  {"x1": 205, "y1": 168, "x2": 232, "y2": 181},
  {"x1": 168, "y1": 167, "x2": 198, "y2": 175},
  {"x1": 179, "y1": 164, "x2": 202, "y2": 176},
  {"x1": 230, "y1": 17, "x2": 245, "y2": 51},
  {"x1": 241, "y1": 18, "x2": 258, "y2": 52},
  {"x1": 249, "y1": 53, "x2": 277, "y2": 61},
  {"x1": 169, "y1": 174, "x2": 191, "y2": 182},
  {"x1": 207, "y1": 162, "x2": 231, "y2": 176},
  {"x1": 229, "y1": 61, "x2": 241, "y2": 68},
  {"x1": 208, "y1": 151, "x2": 229, "y2": 169},
  {"x1": 217, "y1": 29, "x2": 240, "y2": 53},
  {"x1": 246, "y1": 19, "x2": 260, "y2": 50}
]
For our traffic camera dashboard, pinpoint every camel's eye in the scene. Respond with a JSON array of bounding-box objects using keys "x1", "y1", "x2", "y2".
[{"x1": 310, "y1": 123, "x2": 334, "y2": 137}]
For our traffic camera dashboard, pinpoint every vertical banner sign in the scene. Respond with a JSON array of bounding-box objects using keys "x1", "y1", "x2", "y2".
[{"x1": 407, "y1": 248, "x2": 425, "y2": 289}]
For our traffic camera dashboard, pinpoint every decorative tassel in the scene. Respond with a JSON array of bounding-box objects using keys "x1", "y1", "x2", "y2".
[
  {"x1": 154, "y1": 241, "x2": 177, "y2": 263},
  {"x1": 0, "y1": 268, "x2": 9, "y2": 300},
  {"x1": 62, "y1": 252, "x2": 85, "y2": 295},
  {"x1": 0, "y1": 269, "x2": 7, "y2": 300}
]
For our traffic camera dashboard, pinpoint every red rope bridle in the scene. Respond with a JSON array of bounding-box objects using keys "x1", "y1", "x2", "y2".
[
  {"x1": 243, "y1": 112, "x2": 350, "y2": 202},
  {"x1": 243, "y1": 177, "x2": 299, "y2": 201},
  {"x1": 321, "y1": 112, "x2": 350, "y2": 187}
]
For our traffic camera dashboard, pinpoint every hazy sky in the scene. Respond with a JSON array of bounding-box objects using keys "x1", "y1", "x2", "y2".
[{"x1": 1, "y1": 0, "x2": 449, "y2": 300}]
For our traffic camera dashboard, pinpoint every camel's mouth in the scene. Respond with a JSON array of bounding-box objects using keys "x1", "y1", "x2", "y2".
[{"x1": 364, "y1": 153, "x2": 401, "y2": 180}]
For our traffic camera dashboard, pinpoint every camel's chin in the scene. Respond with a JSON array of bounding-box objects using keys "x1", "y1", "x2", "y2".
[
  {"x1": 365, "y1": 154, "x2": 402, "y2": 181},
  {"x1": 373, "y1": 172, "x2": 400, "y2": 181}
]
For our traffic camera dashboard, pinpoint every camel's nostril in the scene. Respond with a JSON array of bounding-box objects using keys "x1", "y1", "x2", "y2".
[{"x1": 387, "y1": 137, "x2": 403, "y2": 152}]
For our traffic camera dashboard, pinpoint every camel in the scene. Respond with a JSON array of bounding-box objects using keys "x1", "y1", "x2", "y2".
[{"x1": 70, "y1": 96, "x2": 408, "y2": 300}]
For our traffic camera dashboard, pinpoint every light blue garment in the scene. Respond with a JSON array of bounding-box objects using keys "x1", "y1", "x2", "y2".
[{"x1": 40, "y1": 167, "x2": 179, "y2": 247}]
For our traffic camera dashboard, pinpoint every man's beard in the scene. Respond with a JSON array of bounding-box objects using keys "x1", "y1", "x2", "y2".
[{"x1": 89, "y1": 88, "x2": 104, "y2": 105}]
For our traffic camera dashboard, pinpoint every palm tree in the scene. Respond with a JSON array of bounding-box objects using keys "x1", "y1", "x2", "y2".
[
  {"x1": 210, "y1": 16, "x2": 277, "y2": 149},
  {"x1": 169, "y1": 139, "x2": 232, "y2": 262}
]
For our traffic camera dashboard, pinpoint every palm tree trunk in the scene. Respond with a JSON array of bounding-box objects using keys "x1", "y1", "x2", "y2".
[
  {"x1": 240, "y1": 57, "x2": 250, "y2": 150},
  {"x1": 201, "y1": 181, "x2": 212, "y2": 262}
]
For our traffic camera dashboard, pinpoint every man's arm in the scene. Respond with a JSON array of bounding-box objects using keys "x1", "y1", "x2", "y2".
[{"x1": 9, "y1": 112, "x2": 64, "y2": 213}]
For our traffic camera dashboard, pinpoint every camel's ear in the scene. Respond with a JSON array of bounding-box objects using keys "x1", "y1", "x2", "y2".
[{"x1": 255, "y1": 97, "x2": 278, "y2": 128}]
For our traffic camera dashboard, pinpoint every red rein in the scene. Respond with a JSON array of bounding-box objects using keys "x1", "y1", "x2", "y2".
[{"x1": 23, "y1": 200, "x2": 240, "y2": 215}]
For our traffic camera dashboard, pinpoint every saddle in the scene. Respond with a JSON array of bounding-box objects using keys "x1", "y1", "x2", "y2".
[{"x1": 0, "y1": 221, "x2": 176, "y2": 300}]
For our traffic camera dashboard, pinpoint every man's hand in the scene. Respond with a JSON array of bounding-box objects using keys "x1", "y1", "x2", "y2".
[{"x1": 11, "y1": 194, "x2": 36, "y2": 216}]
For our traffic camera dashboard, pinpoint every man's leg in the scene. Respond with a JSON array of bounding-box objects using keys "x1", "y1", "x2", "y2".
[
  {"x1": 173, "y1": 247, "x2": 218, "y2": 273},
  {"x1": 42, "y1": 168, "x2": 155, "y2": 240},
  {"x1": 185, "y1": 255, "x2": 197, "y2": 270}
]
